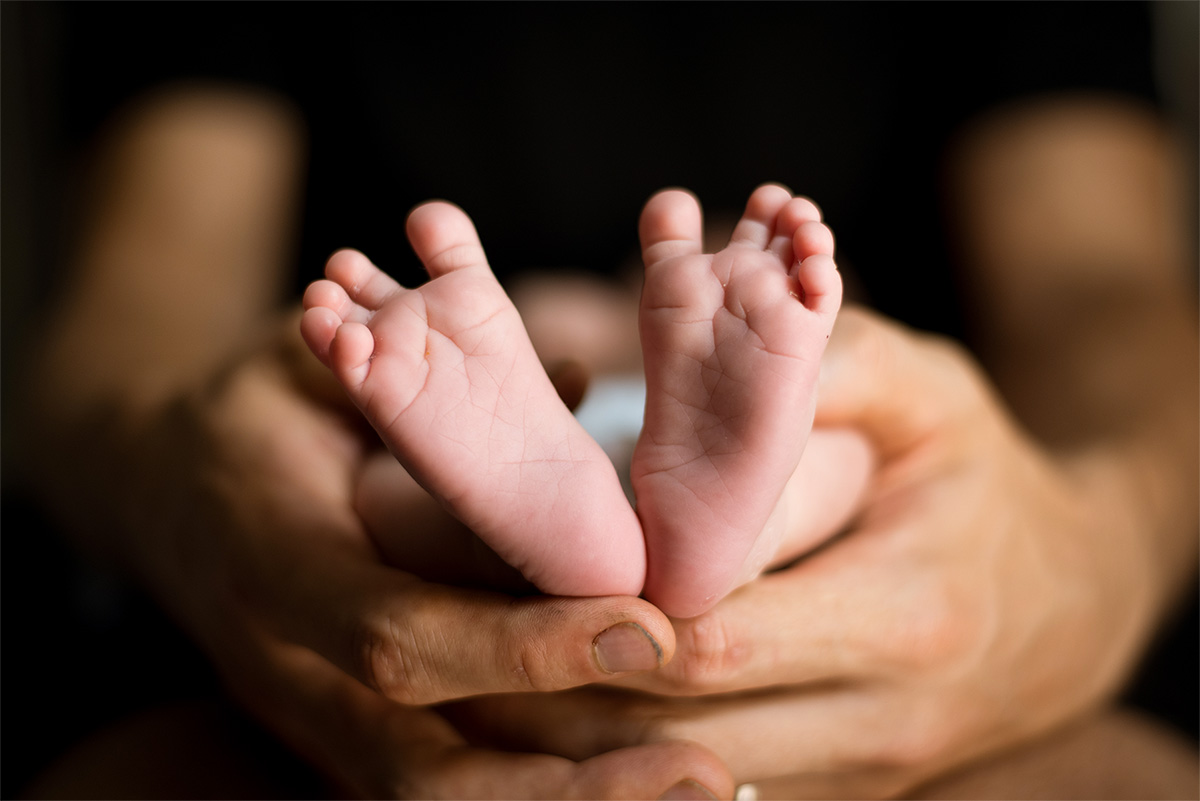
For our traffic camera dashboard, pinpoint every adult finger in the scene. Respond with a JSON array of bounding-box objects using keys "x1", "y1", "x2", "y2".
[
  {"x1": 765, "y1": 426, "x2": 875, "y2": 569},
  {"x1": 815, "y1": 306, "x2": 993, "y2": 458},
  {"x1": 201, "y1": 342, "x2": 676, "y2": 706},
  {"x1": 430, "y1": 742, "x2": 736, "y2": 800},
  {"x1": 222, "y1": 624, "x2": 734, "y2": 800},
  {"x1": 622, "y1": 539, "x2": 916, "y2": 696},
  {"x1": 618, "y1": 491, "x2": 974, "y2": 699},
  {"x1": 441, "y1": 683, "x2": 919, "y2": 789},
  {"x1": 257, "y1": 541, "x2": 678, "y2": 706}
]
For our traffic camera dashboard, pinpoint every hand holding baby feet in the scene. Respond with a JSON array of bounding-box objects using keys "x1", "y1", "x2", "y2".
[
  {"x1": 301, "y1": 202, "x2": 645, "y2": 597},
  {"x1": 633, "y1": 185, "x2": 843, "y2": 618}
]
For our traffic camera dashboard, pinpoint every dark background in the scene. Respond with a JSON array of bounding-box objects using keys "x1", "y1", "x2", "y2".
[{"x1": 3, "y1": 3, "x2": 1196, "y2": 796}]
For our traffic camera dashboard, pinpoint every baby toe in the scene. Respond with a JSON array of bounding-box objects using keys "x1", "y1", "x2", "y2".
[
  {"x1": 299, "y1": 306, "x2": 343, "y2": 367},
  {"x1": 729, "y1": 184, "x2": 793, "y2": 249},
  {"x1": 326, "y1": 249, "x2": 403, "y2": 310},
  {"x1": 303, "y1": 278, "x2": 351, "y2": 315},
  {"x1": 794, "y1": 254, "x2": 842, "y2": 316},
  {"x1": 793, "y1": 220, "x2": 836, "y2": 260},
  {"x1": 329, "y1": 321, "x2": 377, "y2": 391}
]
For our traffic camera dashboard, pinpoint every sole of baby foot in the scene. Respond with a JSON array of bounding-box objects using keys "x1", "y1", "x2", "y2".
[
  {"x1": 633, "y1": 185, "x2": 842, "y2": 618},
  {"x1": 302, "y1": 202, "x2": 645, "y2": 597}
]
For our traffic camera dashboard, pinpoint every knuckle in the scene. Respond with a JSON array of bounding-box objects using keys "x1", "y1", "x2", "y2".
[
  {"x1": 663, "y1": 611, "x2": 749, "y2": 693},
  {"x1": 352, "y1": 614, "x2": 428, "y2": 705},
  {"x1": 511, "y1": 638, "x2": 562, "y2": 693},
  {"x1": 352, "y1": 618, "x2": 397, "y2": 694},
  {"x1": 498, "y1": 597, "x2": 574, "y2": 694}
]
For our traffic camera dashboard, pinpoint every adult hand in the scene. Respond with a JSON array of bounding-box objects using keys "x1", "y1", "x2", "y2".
[
  {"x1": 440, "y1": 306, "x2": 1165, "y2": 798},
  {"x1": 14, "y1": 88, "x2": 730, "y2": 798},
  {"x1": 115, "y1": 311, "x2": 733, "y2": 799}
]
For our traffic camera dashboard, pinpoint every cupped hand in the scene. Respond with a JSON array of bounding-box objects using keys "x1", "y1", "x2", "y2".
[
  {"x1": 119, "y1": 311, "x2": 733, "y2": 799},
  {"x1": 440, "y1": 306, "x2": 1161, "y2": 798}
]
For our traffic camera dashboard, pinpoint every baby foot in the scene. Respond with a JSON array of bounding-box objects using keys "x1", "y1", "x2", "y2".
[
  {"x1": 633, "y1": 185, "x2": 842, "y2": 618},
  {"x1": 301, "y1": 202, "x2": 645, "y2": 597}
]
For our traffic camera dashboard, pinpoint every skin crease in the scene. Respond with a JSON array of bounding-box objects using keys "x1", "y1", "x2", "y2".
[
  {"x1": 17, "y1": 83, "x2": 1197, "y2": 800},
  {"x1": 631, "y1": 187, "x2": 844, "y2": 619}
]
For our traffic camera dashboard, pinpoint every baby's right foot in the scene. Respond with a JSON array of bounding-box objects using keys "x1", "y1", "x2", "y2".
[
  {"x1": 301, "y1": 202, "x2": 645, "y2": 597},
  {"x1": 633, "y1": 186, "x2": 842, "y2": 618}
]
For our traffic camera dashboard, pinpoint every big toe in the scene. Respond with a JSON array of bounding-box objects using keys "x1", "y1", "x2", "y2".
[
  {"x1": 639, "y1": 189, "x2": 704, "y2": 268},
  {"x1": 406, "y1": 201, "x2": 491, "y2": 279}
]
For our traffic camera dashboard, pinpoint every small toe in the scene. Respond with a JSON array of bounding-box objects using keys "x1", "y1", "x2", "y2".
[
  {"x1": 767, "y1": 198, "x2": 825, "y2": 261},
  {"x1": 304, "y1": 278, "x2": 349, "y2": 314},
  {"x1": 794, "y1": 253, "x2": 842, "y2": 316},
  {"x1": 299, "y1": 306, "x2": 341, "y2": 367},
  {"x1": 328, "y1": 320, "x2": 376, "y2": 391},
  {"x1": 326, "y1": 249, "x2": 404, "y2": 311},
  {"x1": 406, "y1": 201, "x2": 492, "y2": 279},
  {"x1": 728, "y1": 183, "x2": 792, "y2": 249},
  {"x1": 793, "y1": 220, "x2": 836, "y2": 260},
  {"x1": 787, "y1": 195, "x2": 823, "y2": 223},
  {"x1": 639, "y1": 188, "x2": 704, "y2": 268}
]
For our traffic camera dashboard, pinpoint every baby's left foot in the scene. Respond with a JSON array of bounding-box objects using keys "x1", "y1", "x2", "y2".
[{"x1": 633, "y1": 185, "x2": 842, "y2": 618}]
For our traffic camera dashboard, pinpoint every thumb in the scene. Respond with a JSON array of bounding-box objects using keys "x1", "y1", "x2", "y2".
[{"x1": 815, "y1": 306, "x2": 988, "y2": 458}]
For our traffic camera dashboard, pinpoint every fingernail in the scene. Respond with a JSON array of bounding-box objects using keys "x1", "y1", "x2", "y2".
[
  {"x1": 659, "y1": 779, "x2": 719, "y2": 800},
  {"x1": 593, "y1": 622, "x2": 663, "y2": 673}
]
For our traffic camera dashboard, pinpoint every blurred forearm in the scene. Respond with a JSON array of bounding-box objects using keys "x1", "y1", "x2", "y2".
[
  {"x1": 36, "y1": 87, "x2": 304, "y2": 414},
  {"x1": 23, "y1": 87, "x2": 305, "y2": 554},
  {"x1": 948, "y1": 97, "x2": 1199, "y2": 613}
]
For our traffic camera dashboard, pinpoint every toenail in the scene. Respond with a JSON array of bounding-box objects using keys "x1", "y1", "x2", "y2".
[{"x1": 593, "y1": 622, "x2": 663, "y2": 674}]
